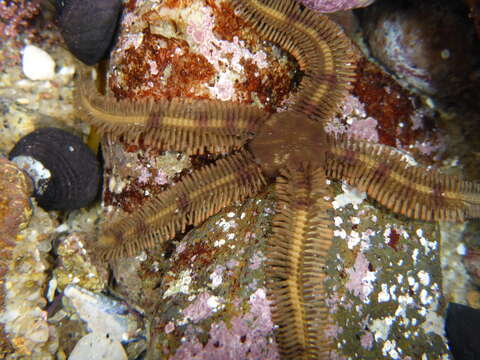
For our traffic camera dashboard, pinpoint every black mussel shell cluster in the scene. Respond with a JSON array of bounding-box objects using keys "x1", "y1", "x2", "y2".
[
  {"x1": 56, "y1": 0, "x2": 123, "y2": 65},
  {"x1": 9, "y1": 127, "x2": 100, "y2": 211}
]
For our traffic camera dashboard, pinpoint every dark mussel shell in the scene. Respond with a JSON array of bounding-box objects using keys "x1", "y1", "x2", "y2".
[
  {"x1": 9, "y1": 127, "x2": 100, "y2": 211},
  {"x1": 446, "y1": 303, "x2": 480, "y2": 359},
  {"x1": 56, "y1": 0, "x2": 123, "y2": 65}
]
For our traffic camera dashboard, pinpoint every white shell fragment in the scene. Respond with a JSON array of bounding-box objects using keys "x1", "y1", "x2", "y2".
[
  {"x1": 11, "y1": 155, "x2": 51, "y2": 195},
  {"x1": 22, "y1": 45, "x2": 56, "y2": 80},
  {"x1": 63, "y1": 285, "x2": 141, "y2": 343},
  {"x1": 68, "y1": 332, "x2": 127, "y2": 360}
]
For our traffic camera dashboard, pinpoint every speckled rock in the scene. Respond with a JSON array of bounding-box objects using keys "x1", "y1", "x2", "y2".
[
  {"x1": 54, "y1": 232, "x2": 108, "y2": 292},
  {"x1": 0, "y1": 198, "x2": 59, "y2": 358},
  {"x1": 108, "y1": 0, "x2": 295, "y2": 107},
  {"x1": 0, "y1": 157, "x2": 32, "y2": 357},
  {"x1": 145, "y1": 191, "x2": 279, "y2": 360},
  {"x1": 360, "y1": 0, "x2": 478, "y2": 97},
  {"x1": 324, "y1": 182, "x2": 452, "y2": 359},
  {"x1": 68, "y1": 332, "x2": 128, "y2": 360},
  {"x1": 63, "y1": 285, "x2": 143, "y2": 344},
  {"x1": 299, "y1": 0, "x2": 376, "y2": 12},
  {"x1": 0, "y1": 157, "x2": 32, "y2": 243}
]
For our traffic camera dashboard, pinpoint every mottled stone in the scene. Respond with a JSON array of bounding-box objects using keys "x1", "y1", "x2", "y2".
[
  {"x1": 0, "y1": 199, "x2": 59, "y2": 359},
  {"x1": 347, "y1": 59, "x2": 445, "y2": 162},
  {"x1": 299, "y1": 0, "x2": 376, "y2": 12},
  {"x1": 0, "y1": 157, "x2": 32, "y2": 243},
  {"x1": 145, "y1": 191, "x2": 279, "y2": 360},
  {"x1": 0, "y1": 157, "x2": 32, "y2": 357},
  {"x1": 102, "y1": 135, "x2": 191, "y2": 213},
  {"x1": 54, "y1": 232, "x2": 108, "y2": 292},
  {"x1": 325, "y1": 182, "x2": 452, "y2": 359},
  {"x1": 108, "y1": 0, "x2": 295, "y2": 109},
  {"x1": 359, "y1": 0, "x2": 478, "y2": 97},
  {"x1": 63, "y1": 285, "x2": 143, "y2": 343}
]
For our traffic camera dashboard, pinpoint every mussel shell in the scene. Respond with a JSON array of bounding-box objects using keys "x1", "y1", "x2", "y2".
[
  {"x1": 9, "y1": 127, "x2": 100, "y2": 211},
  {"x1": 56, "y1": 0, "x2": 123, "y2": 65}
]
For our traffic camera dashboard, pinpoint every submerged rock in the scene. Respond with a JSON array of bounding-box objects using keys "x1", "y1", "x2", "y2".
[
  {"x1": 54, "y1": 232, "x2": 108, "y2": 292},
  {"x1": 0, "y1": 158, "x2": 33, "y2": 357},
  {"x1": 63, "y1": 285, "x2": 143, "y2": 344},
  {"x1": 299, "y1": 0, "x2": 376, "y2": 12},
  {"x1": 68, "y1": 332, "x2": 127, "y2": 360},
  {"x1": 0, "y1": 196, "x2": 59, "y2": 358},
  {"x1": 360, "y1": 0, "x2": 478, "y2": 97}
]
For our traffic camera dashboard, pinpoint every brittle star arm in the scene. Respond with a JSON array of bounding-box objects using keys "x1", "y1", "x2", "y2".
[
  {"x1": 267, "y1": 164, "x2": 333, "y2": 360},
  {"x1": 231, "y1": 0, "x2": 356, "y2": 121},
  {"x1": 96, "y1": 149, "x2": 266, "y2": 260},
  {"x1": 249, "y1": 111, "x2": 480, "y2": 223},
  {"x1": 325, "y1": 135, "x2": 480, "y2": 222},
  {"x1": 75, "y1": 74, "x2": 269, "y2": 155}
]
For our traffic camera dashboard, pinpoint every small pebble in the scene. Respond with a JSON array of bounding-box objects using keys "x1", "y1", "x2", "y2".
[
  {"x1": 68, "y1": 332, "x2": 127, "y2": 360},
  {"x1": 22, "y1": 45, "x2": 56, "y2": 81}
]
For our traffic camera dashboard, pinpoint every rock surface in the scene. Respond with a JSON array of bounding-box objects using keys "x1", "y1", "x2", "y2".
[
  {"x1": 68, "y1": 332, "x2": 128, "y2": 360},
  {"x1": 299, "y1": 0, "x2": 376, "y2": 12},
  {"x1": 360, "y1": 0, "x2": 478, "y2": 97}
]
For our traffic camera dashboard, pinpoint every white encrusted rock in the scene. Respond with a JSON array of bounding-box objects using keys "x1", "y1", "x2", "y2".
[
  {"x1": 63, "y1": 285, "x2": 141, "y2": 342},
  {"x1": 22, "y1": 44, "x2": 56, "y2": 80},
  {"x1": 68, "y1": 332, "x2": 128, "y2": 360}
]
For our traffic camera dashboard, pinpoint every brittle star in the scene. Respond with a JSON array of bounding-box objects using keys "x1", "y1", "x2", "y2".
[{"x1": 75, "y1": 0, "x2": 480, "y2": 358}]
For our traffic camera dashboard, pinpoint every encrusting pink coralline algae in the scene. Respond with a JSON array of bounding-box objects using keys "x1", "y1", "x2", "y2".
[{"x1": 297, "y1": 0, "x2": 376, "y2": 13}]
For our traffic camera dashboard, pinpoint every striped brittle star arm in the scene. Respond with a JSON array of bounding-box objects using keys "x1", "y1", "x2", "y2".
[
  {"x1": 96, "y1": 150, "x2": 266, "y2": 260},
  {"x1": 74, "y1": 72, "x2": 269, "y2": 154},
  {"x1": 267, "y1": 164, "x2": 333, "y2": 360},
  {"x1": 325, "y1": 135, "x2": 480, "y2": 222},
  {"x1": 230, "y1": 0, "x2": 356, "y2": 121}
]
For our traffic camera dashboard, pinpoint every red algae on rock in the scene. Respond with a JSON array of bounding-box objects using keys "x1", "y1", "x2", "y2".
[
  {"x1": 349, "y1": 59, "x2": 445, "y2": 162},
  {"x1": 110, "y1": 29, "x2": 216, "y2": 100},
  {"x1": 103, "y1": 0, "x2": 296, "y2": 212},
  {"x1": 108, "y1": 0, "x2": 295, "y2": 107}
]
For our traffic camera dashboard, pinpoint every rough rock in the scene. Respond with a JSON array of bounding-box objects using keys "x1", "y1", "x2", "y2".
[
  {"x1": 68, "y1": 332, "x2": 128, "y2": 360},
  {"x1": 359, "y1": 0, "x2": 478, "y2": 97},
  {"x1": 0, "y1": 157, "x2": 32, "y2": 357},
  {"x1": 299, "y1": 0, "x2": 376, "y2": 12}
]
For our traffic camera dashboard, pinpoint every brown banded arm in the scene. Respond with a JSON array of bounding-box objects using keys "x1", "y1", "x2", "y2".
[
  {"x1": 325, "y1": 135, "x2": 480, "y2": 222},
  {"x1": 75, "y1": 73, "x2": 269, "y2": 154},
  {"x1": 95, "y1": 150, "x2": 266, "y2": 260},
  {"x1": 267, "y1": 164, "x2": 334, "y2": 360},
  {"x1": 230, "y1": 0, "x2": 356, "y2": 122}
]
